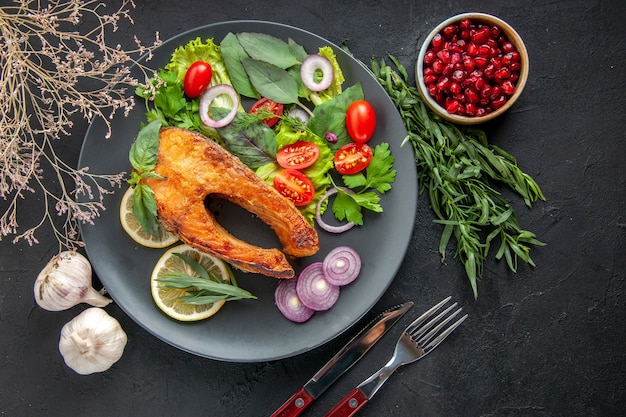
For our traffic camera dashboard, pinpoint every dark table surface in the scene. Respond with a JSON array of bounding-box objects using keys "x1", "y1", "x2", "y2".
[{"x1": 1, "y1": 0, "x2": 625, "y2": 416}]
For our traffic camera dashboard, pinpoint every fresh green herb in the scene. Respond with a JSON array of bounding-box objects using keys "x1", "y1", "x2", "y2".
[
  {"x1": 157, "y1": 253, "x2": 256, "y2": 304},
  {"x1": 127, "y1": 119, "x2": 163, "y2": 237},
  {"x1": 332, "y1": 143, "x2": 396, "y2": 225},
  {"x1": 371, "y1": 55, "x2": 545, "y2": 298},
  {"x1": 241, "y1": 58, "x2": 300, "y2": 104},
  {"x1": 236, "y1": 32, "x2": 301, "y2": 69},
  {"x1": 221, "y1": 33, "x2": 259, "y2": 99}
]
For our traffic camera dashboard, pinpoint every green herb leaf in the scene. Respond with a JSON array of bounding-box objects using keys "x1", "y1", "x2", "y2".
[
  {"x1": 220, "y1": 32, "x2": 259, "y2": 99},
  {"x1": 342, "y1": 143, "x2": 396, "y2": 194},
  {"x1": 129, "y1": 119, "x2": 162, "y2": 172},
  {"x1": 132, "y1": 183, "x2": 159, "y2": 237},
  {"x1": 241, "y1": 58, "x2": 300, "y2": 104},
  {"x1": 236, "y1": 32, "x2": 301, "y2": 69},
  {"x1": 216, "y1": 109, "x2": 277, "y2": 169}
]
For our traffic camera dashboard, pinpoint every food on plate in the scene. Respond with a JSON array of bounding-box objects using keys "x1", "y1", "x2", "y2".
[
  {"x1": 143, "y1": 127, "x2": 320, "y2": 279},
  {"x1": 333, "y1": 142, "x2": 373, "y2": 175},
  {"x1": 151, "y1": 244, "x2": 255, "y2": 321},
  {"x1": 119, "y1": 187, "x2": 179, "y2": 248},
  {"x1": 346, "y1": 99, "x2": 376, "y2": 144}
]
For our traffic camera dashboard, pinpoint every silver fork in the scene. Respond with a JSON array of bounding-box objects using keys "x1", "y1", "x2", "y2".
[{"x1": 324, "y1": 296, "x2": 467, "y2": 417}]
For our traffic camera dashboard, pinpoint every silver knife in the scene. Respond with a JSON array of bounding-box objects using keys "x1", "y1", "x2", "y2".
[{"x1": 270, "y1": 302, "x2": 413, "y2": 417}]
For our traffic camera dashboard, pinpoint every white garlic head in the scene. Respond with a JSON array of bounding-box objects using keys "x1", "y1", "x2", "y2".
[
  {"x1": 34, "y1": 251, "x2": 111, "y2": 311},
  {"x1": 59, "y1": 307, "x2": 128, "y2": 375}
]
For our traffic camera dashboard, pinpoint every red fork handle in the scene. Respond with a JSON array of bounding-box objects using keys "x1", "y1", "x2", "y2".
[
  {"x1": 270, "y1": 387, "x2": 314, "y2": 417},
  {"x1": 324, "y1": 388, "x2": 369, "y2": 417}
]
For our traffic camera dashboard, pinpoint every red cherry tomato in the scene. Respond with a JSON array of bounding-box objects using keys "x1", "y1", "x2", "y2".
[
  {"x1": 183, "y1": 61, "x2": 213, "y2": 99},
  {"x1": 334, "y1": 142, "x2": 373, "y2": 175},
  {"x1": 273, "y1": 169, "x2": 315, "y2": 206},
  {"x1": 248, "y1": 97, "x2": 284, "y2": 127},
  {"x1": 276, "y1": 141, "x2": 320, "y2": 170},
  {"x1": 346, "y1": 100, "x2": 376, "y2": 143}
]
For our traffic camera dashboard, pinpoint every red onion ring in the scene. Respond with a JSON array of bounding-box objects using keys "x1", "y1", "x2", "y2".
[
  {"x1": 300, "y1": 54, "x2": 334, "y2": 92},
  {"x1": 315, "y1": 188, "x2": 356, "y2": 233},
  {"x1": 295, "y1": 262, "x2": 340, "y2": 311},
  {"x1": 274, "y1": 279, "x2": 314, "y2": 323},
  {"x1": 322, "y1": 246, "x2": 361, "y2": 286},
  {"x1": 198, "y1": 84, "x2": 239, "y2": 128}
]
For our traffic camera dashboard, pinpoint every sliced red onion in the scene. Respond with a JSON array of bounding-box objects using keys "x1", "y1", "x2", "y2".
[
  {"x1": 315, "y1": 188, "x2": 356, "y2": 233},
  {"x1": 323, "y1": 246, "x2": 361, "y2": 286},
  {"x1": 198, "y1": 84, "x2": 239, "y2": 128},
  {"x1": 300, "y1": 54, "x2": 334, "y2": 92},
  {"x1": 295, "y1": 262, "x2": 340, "y2": 311},
  {"x1": 275, "y1": 279, "x2": 314, "y2": 323},
  {"x1": 288, "y1": 107, "x2": 310, "y2": 124}
]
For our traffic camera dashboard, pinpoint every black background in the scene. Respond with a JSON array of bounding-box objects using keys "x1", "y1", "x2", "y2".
[{"x1": 1, "y1": 0, "x2": 624, "y2": 416}]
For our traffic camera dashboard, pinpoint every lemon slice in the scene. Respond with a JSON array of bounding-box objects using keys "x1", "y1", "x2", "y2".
[
  {"x1": 150, "y1": 244, "x2": 232, "y2": 321},
  {"x1": 119, "y1": 187, "x2": 178, "y2": 248}
]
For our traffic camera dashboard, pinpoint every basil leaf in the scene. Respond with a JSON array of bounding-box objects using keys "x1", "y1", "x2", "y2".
[
  {"x1": 132, "y1": 183, "x2": 159, "y2": 237},
  {"x1": 241, "y1": 58, "x2": 299, "y2": 104},
  {"x1": 288, "y1": 38, "x2": 308, "y2": 62},
  {"x1": 308, "y1": 83, "x2": 364, "y2": 150},
  {"x1": 220, "y1": 32, "x2": 259, "y2": 99},
  {"x1": 216, "y1": 110, "x2": 277, "y2": 170},
  {"x1": 129, "y1": 119, "x2": 162, "y2": 172},
  {"x1": 236, "y1": 32, "x2": 300, "y2": 69}
]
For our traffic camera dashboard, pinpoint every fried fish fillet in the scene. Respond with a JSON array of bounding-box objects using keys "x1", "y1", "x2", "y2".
[{"x1": 143, "y1": 127, "x2": 319, "y2": 278}]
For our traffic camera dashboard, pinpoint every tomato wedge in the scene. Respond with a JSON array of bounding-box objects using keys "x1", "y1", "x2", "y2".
[
  {"x1": 276, "y1": 141, "x2": 320, "y2": 170},
  {"x1": 346, "y1": 100, "x2": 376, "y2": 144},
  {"x1": 183, "y1": 61, "x2": 213, "y2": 99},
  {"x1": 334, "y1": 143, "x2": 373, "y2": 175},
  {"x1": 273, "y1": 169, "x2": 315, "y2": 206},
  {"x1": 248, "y1": 97, "x2": 284, "y2": 127}
]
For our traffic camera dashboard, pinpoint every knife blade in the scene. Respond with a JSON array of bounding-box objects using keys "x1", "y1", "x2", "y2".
[{"x1": 270, "y1": 301, "x2": 413, "y2": 417}]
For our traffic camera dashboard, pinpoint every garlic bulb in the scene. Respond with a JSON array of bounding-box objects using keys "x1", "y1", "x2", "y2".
[
  {"x1": 34, "y1": 251, "x2": 111, "y2": 311},
  {"x1": 59, "y1": 307, "x2": 128, "y2": 375}
]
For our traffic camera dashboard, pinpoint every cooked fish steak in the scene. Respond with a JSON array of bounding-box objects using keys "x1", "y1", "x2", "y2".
[{"x1": 144, "y1": 127, "x2": 319, "y2": 278}]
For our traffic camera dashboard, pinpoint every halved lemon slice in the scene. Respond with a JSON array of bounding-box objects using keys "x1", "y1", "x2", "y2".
[
  {"x1": 119, "y1": 187, "x2": 178, "y2": 248},
  {"x1": 150, "y1": 244, "x2": 232, "y2": 321}
]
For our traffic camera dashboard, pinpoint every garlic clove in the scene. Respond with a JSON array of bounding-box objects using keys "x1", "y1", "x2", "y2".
[
  {"x1": 34, "y1": 251, "x2": 112, "y2": 311},
  {"x1": 59, "y1": 307, "x2": 127, "y2": 375}
]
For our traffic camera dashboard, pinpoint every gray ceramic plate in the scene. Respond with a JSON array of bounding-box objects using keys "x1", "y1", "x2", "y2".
[{"x1": 78, "y1": 21, "x2": 417, "y2": 362}]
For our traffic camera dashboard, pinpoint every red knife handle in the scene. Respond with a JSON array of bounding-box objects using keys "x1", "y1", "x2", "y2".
[
  {"x1": 271, "y1": 387, "x2": 314, "y2": 417},
  {"x1": 324, "y1": 388, "x2": 369, "y2": 417}
]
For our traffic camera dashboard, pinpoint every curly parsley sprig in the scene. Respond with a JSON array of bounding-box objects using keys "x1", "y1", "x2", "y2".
[{"x1": 371, "y1": 55, "x2": 545, "y2": 298}]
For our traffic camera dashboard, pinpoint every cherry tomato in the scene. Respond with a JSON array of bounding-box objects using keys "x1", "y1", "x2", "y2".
[
  {"x1": 346, "y1": 100, "x2": 376, "y2": 143},
  {"x1": 273, "y1": 169, "x2": 315, "y2": 206},
  {"x1": 248, "y1": 98, "x2": 284, "y2": 127},
  {"x1": 183, "y1": 61, "x2": 213, "y2": 99},
  {"x1": 276, "y1": 141, "x2": 320, "y2": 170},
  {"x1": 334, "y1": 142, "x2": 373, "y2": 175}
]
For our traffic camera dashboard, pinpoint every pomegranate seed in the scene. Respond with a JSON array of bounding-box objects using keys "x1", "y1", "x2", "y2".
[
  {"x1": 501, "y1": 52, "x2": 514, "y2": 66},
  {"x1": 481, "y1": 86, "x2": 492, "y2": 98},
  {"x1": 474, "y1": 77, "x2": 485, "y2": 91},
  {"x1": 492, "y1": 95, "x2": 507, "y2": 109},
  {"x1": 484, "y1": 64, "x2": 495, "y2": 79},
  {"x1": 428, "y1": 84, "x2": 438, "y2": 96},
  {"x1": 452, "y1": 70, "x2": 465, "y2": 81},
  {"x1": 424, "y1": 50, "x2": 436, "y2": 65},
  {"x1": 424, "y1": 74, "x2": 438, "y2": 84},
  {"x1": 479, "y1": 97, "x2": 491, "y2": 106},
  {"x1": 510, "y1": 62, "x2": 521, "y2": 72},
  {"x1": 437, "y1": 49, "x2": 451, "y2": 64},
  {"x1": 510, "y1": 51, "x2": 521, "y2": 62},
  {"x1": 431, "y1": 33, "x2": 444, "y2": 50},
  {"x1": 478, "y1": 44, "x2": 491, "y2": 57},
  {"x1": 474, "y1": 56, "x2": 488, "y2": 69},
  {"x1": 442, "y1": 63, "x2": 454, "y2": 76},
  {"x1": 442, "y1": 25, "x2": 457, "y2": 38},
  {"x1": 466, "y1": 42, "x2": 479, "y2": 56},
  {"x1": 494, "y1": 67, "x2": 511, "y2": 82},
  {"x1": 453, "y1": 62, "x2": 465, "y2": 71},
  {"x1": 502, "y1": 41, "x2": 515, "y2": 53},
  {"x1": 509, "y1": 73, "x2": 519, "y2": 83},
  {"x1": 487, "y1": 38, "x2": 498, "y2": 49},
  {"x1": 472, "y1": 27, "x2": 490, "y2": 43},
  {"x1": 476, "y1": 107, "x2": 487, "y2": 117},
  {"x1": 451, "y1": 52, "x2": 462, "y2": 65},
  {"x1": 445, "y1": 98, "x2": 461, "y2": 114},
  {"x1": 449, "y1": 81, "x2": 462, "y2": 94},
  {"x1": 501, "y1": 81, "x2": 516, "y2": 95},
  {"x1": 456, "y1": 39, "x2": 466, "y2": 49},
  {"x1": 437, "y1": 76, "x2": 451, "y2": 91},
  {"x1": 490, "y1": 25, "x2": 501, "y2": 37},
  {"x1": 465, "y1": 103, "x2": 477, "y2": 116},
  {"x1": 490, "y1": 85, "x2": 501, "y2": 99},
  {"x1": 459, "y1": 19, "x2": 472, "y2": 30},
  {"x1": 465, "y1": 88, "x2": 479, "y2": 103},
  {"x1": 463, "y1": 56, "x2": 475, "y2": 72},
  {"x1": 424, "y1": 67, "x2": 435, "y2": 76},
  {"x1": 460, "y1": 29, "x2": 470, "y2": 41},
  {"x1": 432, "y1": 59, "x2": 444, "y2": 74}
]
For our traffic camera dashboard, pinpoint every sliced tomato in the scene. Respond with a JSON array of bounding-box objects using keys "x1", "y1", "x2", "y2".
[
  {"x1": 273, "y1": 169, "x2": 315, "y2": 206},
  {"x1": 276, "y1": 141, "x2": 320, "y2": 170},
  {"x1": 248, "y1": 97, "x2": 284, "y2": 127},
  {"x1": 334, "y1": 143, "x2": 373, "y2": 175},
  {"x1": 183, "y1": 61, "x2": 213, "y2": 98},
  {"x1": 346, "y1": 100, "x2": 376, "y2": 144}
]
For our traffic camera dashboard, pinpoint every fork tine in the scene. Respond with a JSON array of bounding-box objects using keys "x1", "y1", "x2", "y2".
[
  {"x1": 414, "y1": 307, "x2": 464, "y2": 347},
  {"x1": 404, "y1": 296, "x2": 452, "y2": 335}
]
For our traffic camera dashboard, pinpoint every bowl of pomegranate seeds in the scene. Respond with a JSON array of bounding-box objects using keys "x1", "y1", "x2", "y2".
[{"x1": 416, "y1": 13, "x2": 529, "y2": 124}]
